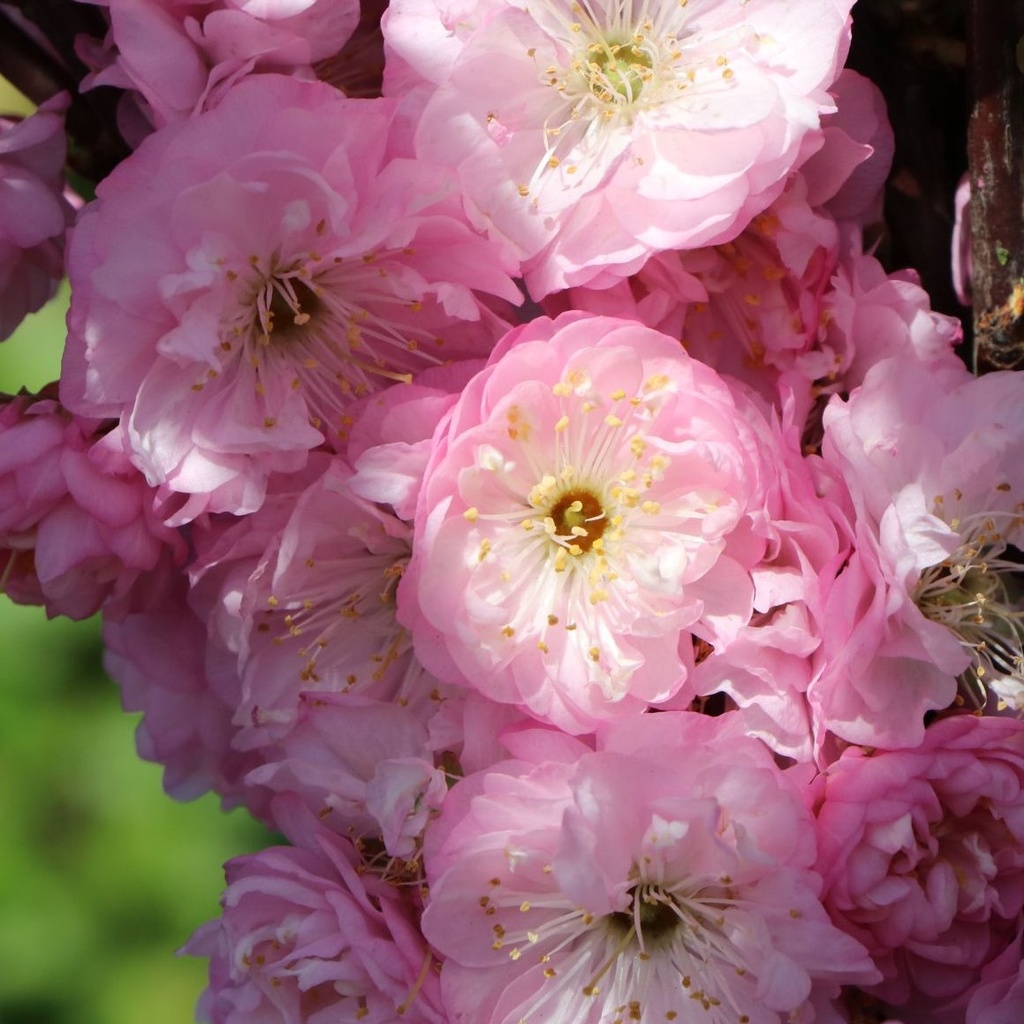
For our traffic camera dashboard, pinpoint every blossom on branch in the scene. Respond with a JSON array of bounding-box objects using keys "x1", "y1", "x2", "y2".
[
  {"x1": 62, "y1": 74, "x2": 520, "y2": 519},
  {"x1": 385, "y1": 0, "x2": 855, "y2": 295},
  {"x1": 423, "y1": 711, "x2": 879, "y2": 1024},
  {"x1": 401, "y1": 312, "x2": 795, "y2": 732}
]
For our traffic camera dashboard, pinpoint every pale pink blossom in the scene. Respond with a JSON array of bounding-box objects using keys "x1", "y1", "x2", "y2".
[
  {"x1": 385, "y1": 0, "x2": 854, "y2": 296},
  {"x1": 104, "y1": 448, "x2": 443, "y2": 822},
  {"x1": 188, "y1": 455, "x2": 446, "y2": 759},
  {"x1": 63, "y1": 75, "x2": 520, "y2": 518},
  {"x1": 798, "y1": 239, "x2": 965, "y2": 409},
  {"x1": 815, "y1": 358, "x2": 1024, "y2": 747},
  {"x1": 188, "y1": 796, "x2": 444, "y2": 1024},
  {"x1": 550, "y1": 173, "x2": 841, "y2": 419},
  {"x1": 0, "y1": 94, "x2": 72, "y2": 340},
  {"x1": 401, "y1": 312, "x2": 789, "y2": 733},
  {"x1": 78, "y1": 0, "x2": 361, "y2": 133},
  {"x1": 814, "y1": 714, "x2": 1024, "y2": 1020},
  {"x1": 799, "y1": 69, "x2": 894, "y2": 227},
  {"x1": 0, "y1": 392, "x2": 185, "y2": 619},
  {"x1": 246, "y1": 694, "x2": 448, "y2": 858},
  {"x1": 423, "y1": 711, "x2": 878, "y2": 1024}
]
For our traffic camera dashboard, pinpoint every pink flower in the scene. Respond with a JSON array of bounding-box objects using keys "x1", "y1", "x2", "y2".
[
  {"x1": 63, "y1": 74, "x2": 520, "y2": 518},
  {"x1": 79, "y1": 0, "x2": 361, "y2": 132},
  {"x1": 963, "y1": 919, "x2": 1024, "y2": 1024},
  {"x1": 385, "y1": 0, "x2": 854, "y2": 295},
  {"x1": 550, "y1": 173, "x2": 842, "y2": 420},
  {"x1": 0, "y1": 392, "x2": 185, "y2": 619},
  {"x1": 188, "y1": 455, "x2": 444, "y2": 755},
  {"x1": 813, "y1": 714, "x2": 1024, "y2": 1020},
  {"x1": 103, "y1": 566, "x2": 266, "y2": 811},
  {"x1": 422, "y1": 711, "x2": 878, "y2": 1024},
  {"x1": 189, "y1": 797, "x2": 444, "y2": 1023},
  {"x1": 246, "y1": 693, "x2": 448, "y2": 858},
  {"x1": 0, "y1": 94, "x2": 72, "y2": 341},
  {"x1": 799, "y1": 69, "x2": 894, "y2": 227},
  {"x1": 402, "y1": 312, "x2": 786, "y2": 733},
  {"x1": 815, "y1": 358, "x2": 1024, "y2": 747}
]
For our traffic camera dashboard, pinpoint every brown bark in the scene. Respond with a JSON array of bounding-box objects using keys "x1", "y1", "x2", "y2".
[{"x1": 968, "y1": 0, "x2": 1024, "y2": 372}]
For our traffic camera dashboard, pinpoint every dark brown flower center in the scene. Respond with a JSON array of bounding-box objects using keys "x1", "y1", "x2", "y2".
[
  {"x1": 265, "y1": 277, "x2": 322, "y2": 341},
  {"x1": 548, "y1": 488, "x2": 607, "y2": 553}
]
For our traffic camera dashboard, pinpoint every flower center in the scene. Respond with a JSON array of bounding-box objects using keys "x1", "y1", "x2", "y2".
[
  {"x1": 264, "y1": 545, "x2": 411, "y2": 695},
  {"x1": 547, "y1": 487, "x2": 608, "y2": 553},
  {"x1": 584, "y1": 40, "x2": 654, "y2": 103},
  {"x1": 607, "y1": 884, "x2": 682, "y2": 947},
  {"x1": 914, "y1": 507, "x2": 1024, "y2": 710},
  {"x1": 209, "y1": 246, "x2": 445, "y2": 442},
  {"x1": 262, "y1": 275, "x2": 321, "y2": 342}
]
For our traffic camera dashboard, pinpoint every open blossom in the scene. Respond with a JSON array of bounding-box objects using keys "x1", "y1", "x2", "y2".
[
  {"x1": 385, "y1": 0, "x2": 854, "y2": 295},
  {"x1": 0, "y1": 94, "x2": 73, "y2": 341},
  {"x1": 814, "y1": 715, "x2": 1024, "y2": 1021},
  {"x1": 78, "y1": 0, "x2": 361, "y2": 134},
  {"x1": 193, "y1": 455, "x2": 445, "y2": 751},
  {"x1": 402, "y1": 312, "x2": 788, "y2": 733},
  {"x1": 816, "y1": 358, "x2": 1024, "y2": 748},
  {"x1": 189, "y1": 797, "x2": 444, "y2": 1024},
  {"x1": 63, "y1": 74, "x2": 520, "y2": 519},
  {"x1": 422, "y1": 711, "x2": 878, "y2": 1024}
]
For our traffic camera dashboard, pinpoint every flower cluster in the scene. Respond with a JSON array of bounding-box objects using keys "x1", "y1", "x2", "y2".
[{"x1": 1, "y1": 2, "x2": 1021, "y2": 1024}]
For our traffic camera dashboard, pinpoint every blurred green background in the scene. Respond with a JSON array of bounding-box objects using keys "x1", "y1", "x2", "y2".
[{"x1": 0, "y1": 83, "x2": 270, "y2": 1024}]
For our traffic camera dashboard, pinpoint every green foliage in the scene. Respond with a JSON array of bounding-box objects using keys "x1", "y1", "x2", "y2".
[{"x1": 0, "y1": 602, "x2": 271, "y2": 1024}]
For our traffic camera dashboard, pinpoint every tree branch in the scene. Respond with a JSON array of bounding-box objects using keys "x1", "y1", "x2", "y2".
[{"x1": 968, "y1": 0, "x2": 1024, "y2": 372}]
